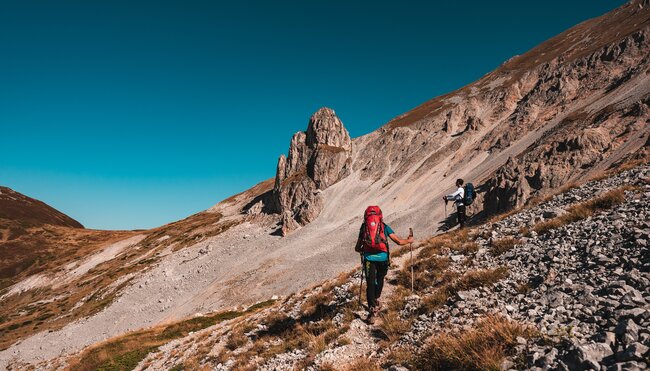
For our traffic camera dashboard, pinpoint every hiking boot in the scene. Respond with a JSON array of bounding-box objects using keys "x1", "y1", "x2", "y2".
[
  {"x1": 366, "y1": 310, "x2": 375, "y2": 324},
  {"x1": 367, "y1": 306, "x2": 379, "y2": 324}
]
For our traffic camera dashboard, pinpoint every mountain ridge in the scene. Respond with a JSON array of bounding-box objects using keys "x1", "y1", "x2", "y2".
[
  {"x1": 0, "y1": 186, "x2": 83, "y2": 229},
  {"x1": 1, "y1": 1, "x2": 649, "y2": 368}
]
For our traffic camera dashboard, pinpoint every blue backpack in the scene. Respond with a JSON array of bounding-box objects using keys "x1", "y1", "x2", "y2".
[{"x1": 464, "y1": 183, "x2": 475, "y2": 205}]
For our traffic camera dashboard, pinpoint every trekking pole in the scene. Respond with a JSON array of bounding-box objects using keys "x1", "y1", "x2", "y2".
[
  {"x1": 409, "y1": 228, "x2": 414, "y2": 294},
  {"x1": 358, "y1": 254, "x2": 364, "y2": 306}
]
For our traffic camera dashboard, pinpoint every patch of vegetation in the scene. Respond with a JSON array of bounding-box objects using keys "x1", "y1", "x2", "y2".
[
  {"x1": 455, "y1": 267, "x2": 508, "y2": 291},
  {"x1": 96, "y1": 347, "x2": 156, "y2": 371},
  {"x1": 420, "y1": 267, "x2": 508, "y2": 314},
  {"x1": 159, "y1": 310, "x2": 242, "y2": 340},
  {"x1": 225, "y1": 326, "x2": 248, "y2": 351},
  {"x1": 300, "y1": 290, "x2": 334, "y2": 319},
  {"x1": 414, "y1": 316, "x2": 537, "y2": 370},
  {"x1": 383, "y1": 346, "x2": 416, "y2": 369},
  {"x1": 418, "y1": 229, "x2": 473, "y2": 258},
  {"x1": 533, "y1": 188, "x2": 627, "y2": 234},
  {"x1": 378, "y1": 309, "x2": 412, "y2": 344},
  {"x1": 490, "y1": 238, "x2": 520, "y2": 256},
  {"x1": 397, "y1": 256, "x2": 450, "y2": 291},
  {"x1": 226, "y1": 274, "x2": 360, "y2": 369},
  {"x1": 247, "y1": 299, "x2": 276, "y2": 311},
  {"x1": 68, "y1": 300, "x2": 275, "y2": 371},
  {"x1": 343, "y1": 357, "x2": 382, "y2": 371},
  {"x1": 375, "y1": 286, "x2": 412, "y2": 344}
]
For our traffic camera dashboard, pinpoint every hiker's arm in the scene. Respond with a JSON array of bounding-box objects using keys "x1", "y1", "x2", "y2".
[
  {"x1": 445, "y1": 188, "x2": 462, "y2": 200},
  {"x1": 388, "y1": 233, "x2": 414, "y2": 246}
]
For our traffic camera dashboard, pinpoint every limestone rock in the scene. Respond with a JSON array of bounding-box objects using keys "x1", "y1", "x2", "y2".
[
  {"x1": 564, "y1": 343, "x2": 614, "y2": 369},
  {"x1": 272, "y1": 107, "x2": 352, "y2": 235},
  {"x1": 618, "y1": 343, "x2": 650, "y2": 362}
]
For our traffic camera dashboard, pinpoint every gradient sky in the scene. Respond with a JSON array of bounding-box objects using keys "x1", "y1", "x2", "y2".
[{"x1": 0, "y1": 0, "x2": 625, "y2": 230}]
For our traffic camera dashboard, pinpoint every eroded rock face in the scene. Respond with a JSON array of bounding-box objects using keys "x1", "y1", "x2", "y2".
[
  {"x1": 272, "y1": 107, "x2": 352, "y2": 235},
  {"x1": 484, "y1": 95, "x2": 650, "y2": 213}
]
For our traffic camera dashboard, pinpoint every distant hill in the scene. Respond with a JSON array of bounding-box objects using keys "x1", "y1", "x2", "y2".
[{"x1": 0, "y1": 186, "x2": 83, "y2": 228}]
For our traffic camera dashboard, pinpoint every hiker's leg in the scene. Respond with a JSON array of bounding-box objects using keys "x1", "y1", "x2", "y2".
[
  {"x1": 365, "y1": 261, "x2": 378, "y2": 308},
  {"x1": 461, "y1": 206, "x2": 467, "y2": 227},
  {"x1": 374, "y1": 261, "x2": 389, "y2": 300},
  {"x1": 458, "y1": 205, "x2": 466, "y2": 227}
]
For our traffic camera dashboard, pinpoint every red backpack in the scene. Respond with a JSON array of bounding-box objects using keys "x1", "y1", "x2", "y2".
[{"x1": 362, "y1": 206, "x2": 388, "y2": 253}]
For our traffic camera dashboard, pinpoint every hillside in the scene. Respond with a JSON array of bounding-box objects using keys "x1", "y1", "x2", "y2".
[
  {"x1": 48, "y1": 162, "x2": 650, "y2": 370},
  {"x1": 1, "y1": 0, "x2": 650, "y2": 369},
  {"x1": 0, "y1": 187, "x2": 83, "y2": 228}
]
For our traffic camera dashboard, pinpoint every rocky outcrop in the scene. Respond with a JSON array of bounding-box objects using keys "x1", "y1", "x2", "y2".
[
  {"x1": 484, "y1": 94, "x2": 650, "y2": 213},
  {"x1": 352, "y1": 4, "x2": 650, "y2": 189},
  {"x1": 272, "y1": 107, "x2": 352, "y2": 235}
]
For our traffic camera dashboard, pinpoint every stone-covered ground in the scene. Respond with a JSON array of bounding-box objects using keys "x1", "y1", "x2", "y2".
[
  {"x1": 129, "y1": 164, "x2": 649, "y2": 371},
  {"x1": 400, "y1": 165, "x2": 650, "y2": 370}
]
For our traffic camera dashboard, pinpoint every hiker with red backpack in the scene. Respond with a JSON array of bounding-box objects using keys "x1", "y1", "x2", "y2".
[
  {"x1": 355, "y1": 206, "x2": 414, "y2": 324},
  {"x1": 443, "y1": 178, "x2": 475, "y2": 229}
]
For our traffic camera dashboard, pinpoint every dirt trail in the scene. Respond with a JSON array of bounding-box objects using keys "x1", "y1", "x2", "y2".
[{"x1": 324, "y1": 242, "x2": 424, "y2": 367}]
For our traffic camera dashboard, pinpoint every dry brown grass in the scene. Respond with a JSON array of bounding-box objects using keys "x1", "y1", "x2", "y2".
[
  {"x1": 420, "y1": 289, "x2": 453, "y2": 313},
  {"x1": 390, "y1": 244, "x2": 411, "y2": 258},
  {"x1": 418, "y1": 228, "x2": 474, "y2": 257},
  {"x1": 225, "y1": 326, "x2": 248, "y2": 351},
  {"x1": 343, "y1": 357, "x2": 382, "y2": 371},
  {"x1": 397, "y1": 256, "x2": 450, "y2": 291},
  {"x1": 0, "y1": 187, "x2": 248, "y2": 349},
  {"x1": 590, "y1": 158, "x2": 648, "y2": 182},
  {"x1": 232, "y1": 297, "x2": 350, "y2": 369},
  {"x1": 394, "y1": 228, "x2": 477, "y2": 293},
  {"x1": 490, "y1": 238, "x2": 520, "y2": 256},
  {"x1": 300, "y1": 290, "x2": 334, "y2": 318},
  {"x1": 337, "y1": 336, "x2": 351, "y2": 346},
  {"x1": 374, "y1": 286, "x2": 412, "y2": 343},
  {"x1": 615, "y1": 158, "x2": 648, "y2": 173},
  {"x1": 377, "y1": 310, "x2": 413, "y2": 344},
  {"x1": 0, "y1": 222, "x2": 138, "y2": 349},
  {"x1": 419, "y1": 268, "x2": 508, "y2": 314},
  {"x1": 414, "y1": 316, "x2": 537, "y2": 370},
  {"x1": 533, "y1": 188, "x2": 627, "y2": 234},
  {"x1": 241, "y1": 322, "x2": 337, "y2": 367},
  {"x1": 383, "y1": 346, "x2": 416, "y2": 369},
  {"x1": 455, "y1": 267, "x2": 509, "y2": 291}
]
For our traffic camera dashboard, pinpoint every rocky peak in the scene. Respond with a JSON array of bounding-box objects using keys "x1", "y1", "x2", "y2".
[
  {"x1": 305, "y1": 107, "x2": 352, "y2": 150},
  {"x1": 272, "y1": 107, "x2": 352, "y2": 235}
]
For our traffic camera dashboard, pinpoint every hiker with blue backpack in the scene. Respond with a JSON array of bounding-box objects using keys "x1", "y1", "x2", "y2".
[
  {"x1": 443, "y1": 178, "x2": 474, "y2": 228},
  {"x1": 355, "y1": 206, "x2": 414, "y2": 324}
]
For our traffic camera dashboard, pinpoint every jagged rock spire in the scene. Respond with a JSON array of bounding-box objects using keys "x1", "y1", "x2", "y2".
[{"x1": 272, "y1": 107, "x2": 352, "y2": 235}]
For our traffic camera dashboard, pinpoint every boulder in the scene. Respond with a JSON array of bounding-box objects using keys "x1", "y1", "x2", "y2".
[
  {"x1": 607, "y1": 361, "x2": 648, "y2": 371},
  {"x1": 618, "y1": 343, "x2": 649, "y2": 362},
  {"x1": 615, "y1": 319, "x2": 640, "y2": 345},
  {"x1": 564, "y1": 342, "x2": 614, "y2": 370}
]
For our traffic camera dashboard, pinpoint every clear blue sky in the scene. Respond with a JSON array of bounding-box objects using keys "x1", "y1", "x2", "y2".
[{"x1": 0, "y1": 0, "x2": 624, "y2": 230}]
